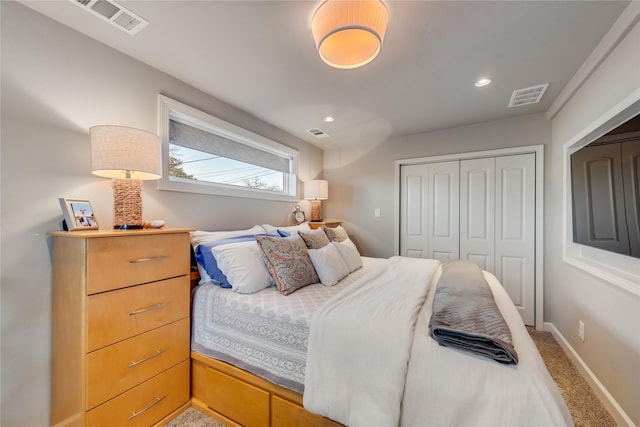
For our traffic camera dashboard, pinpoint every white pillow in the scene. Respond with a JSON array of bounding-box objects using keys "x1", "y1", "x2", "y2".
[
  {"x1": 212, "y1": 241, "x2": 274, "y2": 294},
  {"x1": 333, "y1": 240, "x2": 363, "y2": 272},
  {"x1": 190, "y1": 225, "x2": 265, "y2": 247},
  {"x1": 262, "y1": 223, "x2": 311, "y2": 234},
  {"x1": 307, "y1": 243, "x2": 350, "y2": 287},
  {"x1": 191, "y1": 225, "x2": 266, "y2": 285}
]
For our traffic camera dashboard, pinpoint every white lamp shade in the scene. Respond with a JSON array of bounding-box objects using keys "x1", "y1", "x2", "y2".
[
  {"x1": 90, "y1": 125, "x2": 162, "y2": 180},
  {"x1": 304, "y1": 179, "x2": 329, "y2": 200},
  {"x1": 312, "y1": 0, "x2": 389, "y2": 69}
]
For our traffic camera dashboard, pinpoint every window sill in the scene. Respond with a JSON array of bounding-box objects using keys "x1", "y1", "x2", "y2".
[
  {"x1": 157, "y1": 178, "x2": 299, "y2": 202},
  {"x1": 563, "y1": 242, "x2": 640, "y2": 296}
]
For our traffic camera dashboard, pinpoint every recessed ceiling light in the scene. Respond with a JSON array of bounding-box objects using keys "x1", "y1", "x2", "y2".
[
  {"x1": 323, "y1": 116, "x2": 335, "y2": 123},
  {"x1": 475, "y1": 78, "x2": 492, "y2": 87}
]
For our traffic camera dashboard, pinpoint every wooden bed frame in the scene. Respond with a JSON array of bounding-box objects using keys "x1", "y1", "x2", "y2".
[{"x1": 191, "y1": 350, "x2": 341, "y2": 427}]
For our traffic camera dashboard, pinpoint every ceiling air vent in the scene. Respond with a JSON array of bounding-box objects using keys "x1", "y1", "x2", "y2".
[
  {"x1": 508, "y1": 83, "x2": 549, "y2": 108},
  {"x1": 71, "y1": 0, "x2": 149, "y2": 35},
  {"x1": 307, "y1": 128, "x2": 331, "y2": 139}
]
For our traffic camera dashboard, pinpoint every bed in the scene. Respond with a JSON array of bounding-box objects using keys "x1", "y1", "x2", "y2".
[{"x1": 189, "y1": 224, "x2": 573, "y2": 427}]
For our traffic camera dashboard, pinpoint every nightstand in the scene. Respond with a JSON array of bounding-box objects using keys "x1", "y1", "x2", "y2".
[
  {"x1": 49, "y1": 228, "x2": 193, "y2": 427},
  {"x1": 308, "y1": 220, "x2": 342, "y2": 230}
]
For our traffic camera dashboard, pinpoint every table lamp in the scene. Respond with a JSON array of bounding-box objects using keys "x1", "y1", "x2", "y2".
[
  {"x1": 90, "y1": 125, "x2": 161, "y2": 229},
  {"x1": 304, "y1": 179, "x2": 328, "y2": 222}
]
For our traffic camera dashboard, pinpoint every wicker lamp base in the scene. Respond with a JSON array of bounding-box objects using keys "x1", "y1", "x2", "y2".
[
  {"x1": 112, "y1": 178, "x2": 143, "y2": 229},
  {"x1": 310, "y1": 200, "x2": 323, "y2": 222}
]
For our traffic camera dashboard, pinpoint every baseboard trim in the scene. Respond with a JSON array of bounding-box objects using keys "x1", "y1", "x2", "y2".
[{"x1": 543, "y1": 322, "x2": 635, "y2": 427}]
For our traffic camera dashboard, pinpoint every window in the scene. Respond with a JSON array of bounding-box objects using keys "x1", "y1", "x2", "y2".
[{"x1": 158, "y1": 95, "x2": 299, "y2": 201}]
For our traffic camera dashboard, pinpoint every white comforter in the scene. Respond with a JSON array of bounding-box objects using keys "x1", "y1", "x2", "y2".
[
  {"x1": 304, "y1": 256, "x2": 441, "y2": 426},
  {"x1": 304, "y1": 257, "x2": 573, "y2": 427}
]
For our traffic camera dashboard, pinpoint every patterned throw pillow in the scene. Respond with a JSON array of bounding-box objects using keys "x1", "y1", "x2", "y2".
[
  {"x1": 323, "y1": 225, "x2": 349, "y2": 242},
  {"x1": 298, "y1": 228, "x2": 331, "y2": 249},
  {"x1": 255, "y1": 234, "x2": 319, "y2": 295}
]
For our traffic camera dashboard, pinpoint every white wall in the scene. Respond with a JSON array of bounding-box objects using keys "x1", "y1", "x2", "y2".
[
  {"x1": 324, "y1": 113, "x2": 550, "y2": 258},
  {"x1": 546, "y1": 14, "x2": 640, "y2": 426},
  {"x1": 0, "y1": 2, "x2": 323, "y2": 425}
]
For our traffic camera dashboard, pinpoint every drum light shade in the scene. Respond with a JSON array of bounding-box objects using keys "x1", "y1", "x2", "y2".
[
  {"x1": 90, "y1": 125, "x2": 161, "y2": 229},
  {"x1": 311, "y1": 0, "x2": 389, "y2": 69},
  {"x1": 90, "y1": 125, "x2": 161, "y2": 180},
  {"x1": 304, "y1": 180, "x2": 329, "y2": 200}
]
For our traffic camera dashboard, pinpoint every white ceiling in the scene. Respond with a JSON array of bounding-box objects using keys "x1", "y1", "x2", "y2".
[{"x1": 20, "y1": 0, "x2": 630, "y2": 150}]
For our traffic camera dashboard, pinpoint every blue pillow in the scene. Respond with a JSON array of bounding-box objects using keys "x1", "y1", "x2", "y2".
[{"x1": 194, "y1": 232, "x2": 279, "y2": 288}]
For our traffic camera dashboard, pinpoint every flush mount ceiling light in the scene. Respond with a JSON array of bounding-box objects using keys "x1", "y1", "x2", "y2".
[
  {"x1": 475, "y1": 78, "x2": 492, "y2": 87},
  {"x1": 312, "y1": 0, "x2": 389, "y2": 69}
]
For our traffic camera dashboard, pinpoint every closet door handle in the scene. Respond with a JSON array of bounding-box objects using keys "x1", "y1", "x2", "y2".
[
  {"x1": 128, "y1": 396, "x2": 165, "y2": 420},
  {"x1": 129, "y1": 255, "x2": 167, "y2": 264},
  {"x1": 128, "y1": 349, "x2": 166, "y2": 368},
  {"x1": 128, "y1": 303, "x2": 166, "y2": 316}
]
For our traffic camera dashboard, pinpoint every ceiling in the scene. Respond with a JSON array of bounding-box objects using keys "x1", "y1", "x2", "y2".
[{"x1": 19, "y1": 0, "x2": 630, "y2": 150}]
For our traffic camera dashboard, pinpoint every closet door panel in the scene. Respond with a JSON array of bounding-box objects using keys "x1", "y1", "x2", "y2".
[
  {"x1": 622, "y1": 140, "x2": 640, "y2": 257},
  {"x1": 460, "y1": 158, "x2": 495, "y2": 272},
  {"x1": 571, "y1": 143, "x2": 630, "y2": 255},
  {"x1": 467, "y1": 254, "x2": 489, "y2": 271},
  {"x1": 428, "y1": 161, "x2": 459, "y2": 262},
  {"x1": 495, "y1": 153, "x2": 535, "y2": 325},
  {"x1": 400, "y1": 164, "x2": 429, "y2": 258},
  {"x1": 500, "y1": 257, "x2": 525, "y2": 302}
]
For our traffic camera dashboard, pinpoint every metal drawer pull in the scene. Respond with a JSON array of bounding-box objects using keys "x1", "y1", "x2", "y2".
[
  {"x1": 129, "y1": 255, "x2": 167, "y2": 264},
  {"x1": 128, "y1": 303, "x2": 166, "y2": 316},
  {"x1": 128, "y1": 395, "x2": 166, "y2": 420},
  {"x1": 128, "y1": 349, "x2": 166, "y2": 368}
]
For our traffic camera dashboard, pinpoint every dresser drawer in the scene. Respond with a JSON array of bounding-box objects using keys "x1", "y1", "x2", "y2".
[
  {"x1": 86, "y1": 360, "x2": 189, "y2": 427},
  {"x1": 86, "y1": 317, "x2": 190, "y2": 409},
  {"x1": 86, "y1": 233, "x2": 189, "y2": 294},
  {"x1": 87, "y1": 276, "x2": 189, "y2": 352}
]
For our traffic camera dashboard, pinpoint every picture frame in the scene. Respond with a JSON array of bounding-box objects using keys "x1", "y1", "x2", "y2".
[{"x1": 59, "y1": 198, "x2": 99, "y2": 231}]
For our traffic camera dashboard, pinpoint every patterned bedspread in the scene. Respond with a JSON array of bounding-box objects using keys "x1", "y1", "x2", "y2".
[{"x1": 191, "y1": 257, "x2": 385, "y2": 393}]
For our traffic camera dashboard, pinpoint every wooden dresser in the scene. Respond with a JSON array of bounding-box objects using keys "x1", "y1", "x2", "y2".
[{"x1": 49, "y1": 228, "x2": 193, "y2": 427}]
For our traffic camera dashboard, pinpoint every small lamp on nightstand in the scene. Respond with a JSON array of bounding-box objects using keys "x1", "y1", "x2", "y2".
[
  {"x1": 304, "y1": 179, "x2": 328, "y2": 222},
  {"x1": 90, "y1": 125, "x2": 161, "y2": 229}
]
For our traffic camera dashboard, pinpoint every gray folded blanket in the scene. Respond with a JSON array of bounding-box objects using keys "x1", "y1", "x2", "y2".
[{"x1": 428, "y1": 260, "x2": 518, "y2": 365}]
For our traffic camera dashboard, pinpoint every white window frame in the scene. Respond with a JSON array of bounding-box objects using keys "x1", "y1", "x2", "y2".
[
  {"x1": 562, "y1": 90, "x2": 640, "y2": 296},
  {"x1": 157, "y1": 94, "x2": 299, "y2": 202}
]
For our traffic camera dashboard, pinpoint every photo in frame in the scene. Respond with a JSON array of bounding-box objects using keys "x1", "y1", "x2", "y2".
[{"x1": 59, "y1": 198, "x2": 99, "y2": 230}]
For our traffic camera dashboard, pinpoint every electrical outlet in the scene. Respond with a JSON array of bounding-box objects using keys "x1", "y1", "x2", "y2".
[
  {"x1": 578, "y1": 320, "x2": 585, "y2": 342},
  {"x1": 374, "y1": 208, "x2": 381, "y2": 217}
]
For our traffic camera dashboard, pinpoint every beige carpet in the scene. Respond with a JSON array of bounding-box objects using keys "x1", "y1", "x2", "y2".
[
  {"x1": 527, "y1": 328, "x2": 615, "y2": 427},
  {"x1": 167, "y1": 329, "x2": 615, "y2": 426},
  {"x1": 165, "y1": 407, "x2": 224, "y2": 427}
]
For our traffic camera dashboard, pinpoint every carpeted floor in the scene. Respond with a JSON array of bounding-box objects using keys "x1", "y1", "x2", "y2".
[
  {"x1": 165, "y1": 407, "x2": 224, "y2": 427},
  {"x1": 526, "y1": 328, "x2": 615, "y2": 427},
  {"x1": 167, "y1": 329, "x2": 615, "y2": 426}
]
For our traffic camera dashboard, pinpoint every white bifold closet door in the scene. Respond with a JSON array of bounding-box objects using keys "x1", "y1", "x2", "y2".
[
  {"x1": 400, "y1": 153, "x2": 535, "y2": 325},
  {"x1": 460, "y1": 157, "x2": 496, "y2": 271},
  {"x1": 400, "y1": 161, "x2": 459, "y2": 262}
]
